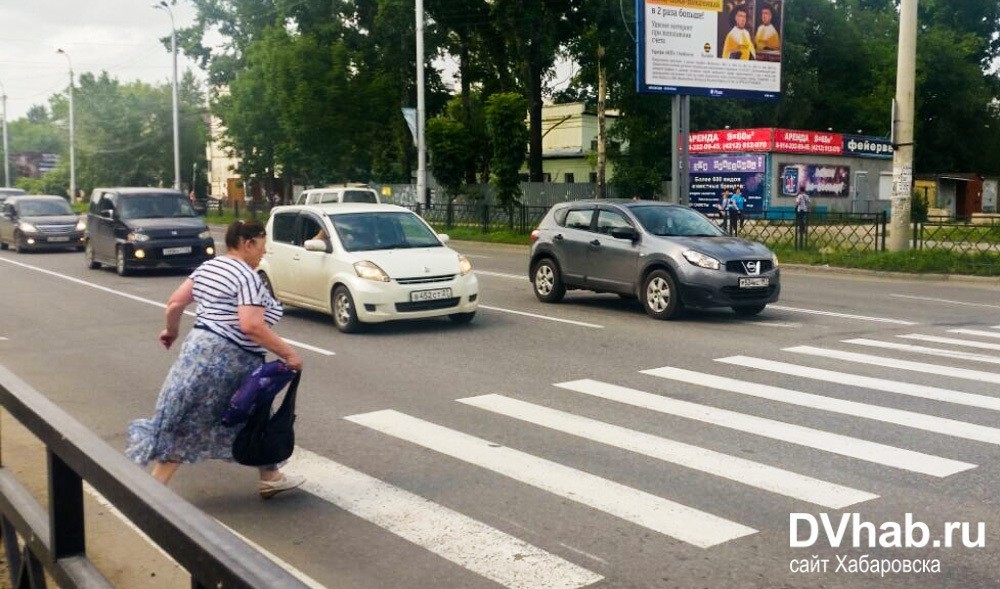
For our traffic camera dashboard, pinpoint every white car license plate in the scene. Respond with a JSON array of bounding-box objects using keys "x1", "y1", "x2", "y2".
[
  {"x1": 162, "y1": 246, "x2": 192, "y2": 256},
  {"x1": 410, "y1": 288, "x2": 452, "y2": 302},
  {"x1": 47, "y1": 236, "x2": 70, "y2": 242},
  {"x1": 739, "y1": 277, "x2": 770, "y2": 288}
]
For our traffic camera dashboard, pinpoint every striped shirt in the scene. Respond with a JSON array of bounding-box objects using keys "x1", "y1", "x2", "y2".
[{"x1": 189, "y1": 256, "x2": 283, "y2": 355}]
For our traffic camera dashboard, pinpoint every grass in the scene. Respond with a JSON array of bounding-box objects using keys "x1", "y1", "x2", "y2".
[
  {"x1": 772, "y1": 245, "x2": 1000, "y2": 277},
  {"x1": 429, "y1": 225, "x2": 533, "y2": 245}
]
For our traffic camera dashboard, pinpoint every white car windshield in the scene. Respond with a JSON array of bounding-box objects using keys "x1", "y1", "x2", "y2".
[
  {"x1": 329, "y1": 211, "x2": 441, "y2": 252},
  {"x1": 631, "y1": 206, "x2": 725, "y2": 237}
]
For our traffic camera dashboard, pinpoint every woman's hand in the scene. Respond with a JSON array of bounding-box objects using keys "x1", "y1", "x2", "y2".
[
  {"x1": 159, "y1": 328, "x2": 178, "y2": 349},
  {"x1": 283, "y1": 350, "x2": 304, "y2": 371}
]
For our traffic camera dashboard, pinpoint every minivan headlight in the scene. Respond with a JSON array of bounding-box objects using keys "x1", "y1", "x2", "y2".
[
  {"x1": 127, "y1": 231, "x2": 150, "y2": 243},
  {"x1": 354, "y1": 260, "x2": 390, "y2": 282},
  {"x1": 458, "y1": 254, "x2": 473, "y2": 275},
  {"x1": 199, "y1": 229, "x2": 212, "y2": 240},
  {"x1": 18, "y1": 222, "x2": 38, "y2": 233},
  {"x1": 75, "y1": 218, "x2": 86, "y2": 231},
  {"x1": 682, "y1": 250, "x2": 720, "y2": 270}
]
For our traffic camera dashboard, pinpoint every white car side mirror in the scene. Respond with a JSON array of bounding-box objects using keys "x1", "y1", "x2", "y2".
[
  {"x1": 304, "y1": 239, "x2": 329, "y2": 252},
  {"x1": 437, "y1": 233, "x2": 450, "y2": 244}
]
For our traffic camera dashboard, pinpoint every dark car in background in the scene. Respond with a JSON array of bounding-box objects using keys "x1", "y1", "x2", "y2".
[
  {"x1": 0, "y1": 195, "x2": 85, "y2": 252},
  {"x1": 529, "y1": 200, "x2": 780, "y2": 319},
  {"x1": 84, "y1": 187, "x2": 215, "y2": 276}
]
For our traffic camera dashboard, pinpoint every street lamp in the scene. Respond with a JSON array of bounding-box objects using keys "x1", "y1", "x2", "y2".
[
  {"x1": 153, "y1": 1, "x2": 180, "y2": 191},
  {"x1": 0, "y1": 77, "x2": 9, "y2": 188},
  {"x1": 56, "y1": 49, "x2": 76, "y2": 202}
]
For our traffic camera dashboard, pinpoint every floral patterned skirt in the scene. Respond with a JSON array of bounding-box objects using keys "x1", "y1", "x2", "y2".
[{"x1": 126, "y1": 328, "x2": 263, "y2": 466}]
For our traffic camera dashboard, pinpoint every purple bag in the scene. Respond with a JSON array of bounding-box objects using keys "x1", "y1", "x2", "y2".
[{"x1": 221, "y1": 361, "x2": 296, "y2": 426}]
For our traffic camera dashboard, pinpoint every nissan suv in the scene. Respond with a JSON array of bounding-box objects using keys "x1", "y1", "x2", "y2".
[{"x1": 529, "y1": 200, "x2": 780, "y2": 319}]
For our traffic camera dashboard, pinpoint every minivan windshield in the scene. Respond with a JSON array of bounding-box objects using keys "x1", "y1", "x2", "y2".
[
  {"x1": 19, "y1": 199, "x2": 74, "y2": 216},
  {"x1": 119, "y1": 195, "x2": 197, "y2": 220},
  {"x1": 630, "y1": 205, "x2": 726, "y2": 237},
  {"x1": 329, "y1": 211, "x2": 441, "y2": 252}
]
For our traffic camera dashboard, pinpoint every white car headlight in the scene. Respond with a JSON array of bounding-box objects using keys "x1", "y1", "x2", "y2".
[
  {"x1": 682, "y1": 250, "x2": 720, "y2": 270},
  {"x1": 127, "y1": 231, "x2": 150, "y2": 243},
  {"x1": 75, "y1": 218, "x2": 86, "y2": 231},
  {"x1": 18, "y1": 222, "x2": 38, "y2": 233},
  {"x1": 458, "y1": 254, "x2": 473, "y2": 275},
  {"x1": 354, "y1": 260, "x2": 390, "y2": 282},
  {"x1": 199, "y1": 229, "x2": 212, "y2": 240}
]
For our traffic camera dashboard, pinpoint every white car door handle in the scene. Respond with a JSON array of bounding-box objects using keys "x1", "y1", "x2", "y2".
[{"x1": 292, "y1": 255, "x2": 301, "y2": 261}]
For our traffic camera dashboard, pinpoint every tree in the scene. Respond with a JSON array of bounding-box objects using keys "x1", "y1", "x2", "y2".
[
  {"x1": 425, "y1": 117, "x2": 471, "y2": 202},
  {"x1": 485, "y1": 92, "x2": 528, "y2": 219}
]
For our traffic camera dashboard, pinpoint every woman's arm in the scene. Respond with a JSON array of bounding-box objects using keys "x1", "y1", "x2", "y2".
[
  {"x1": 238, "y1": 306, "x2": 304, "y2": 370},
  {"x1": 160, "y1": 279, "x2": 195, "y2": 349}
]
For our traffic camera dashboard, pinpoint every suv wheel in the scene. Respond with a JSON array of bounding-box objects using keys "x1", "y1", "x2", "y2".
[
  {"x1": 732, "y1": 304, "x2": 767, "y2": 317},
  {"x1": 331, "y1": 285, "x2": 361, "y2": 333},
  {"x1": 116, "y1": 247, "x2": 131, "y2": 276},
  {"x1": 532, "y1": 258, "x2": 566, "y2": 303},
  {"x1": 642, "y1": 269, "x2": 682, "y2": 320},
  {"x1": 85, "y1": 241, "x2": 101, "y2": 269}
]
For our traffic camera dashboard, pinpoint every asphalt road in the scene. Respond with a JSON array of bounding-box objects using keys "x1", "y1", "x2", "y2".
[{"x1": 1, "y1": 238, "x2": 999, "y2": 589}]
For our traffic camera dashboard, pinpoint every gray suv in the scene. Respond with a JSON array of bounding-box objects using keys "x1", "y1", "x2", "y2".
[{"x1": 529, "y1": 200, "x2": 780, "y2": 319}]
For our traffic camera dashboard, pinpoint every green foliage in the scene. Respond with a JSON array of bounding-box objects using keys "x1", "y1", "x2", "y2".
[
  {"x1": 911, "y1": 190, "x2": 929, "y2": 222},
  {"x1": 15, "y1": 166, "x2": 69, "y2": 196},
  {"x1": 426, "y1": 117, "x2": 471, "y2": 201},
  {"x1": 485, "y1": 92, "x2": 528, "y2": 210}
]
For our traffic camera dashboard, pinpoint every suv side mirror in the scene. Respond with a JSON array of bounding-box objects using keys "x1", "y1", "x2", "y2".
[
  {"x1": 100, "y1": 209, "x2": 114, "y2": 220},
  {"x1": 303, "y1": 239, "x2": 331, "y2": 253},
  {"x1": 611, "y1": 226, "x2": 638, "y2": 241}
]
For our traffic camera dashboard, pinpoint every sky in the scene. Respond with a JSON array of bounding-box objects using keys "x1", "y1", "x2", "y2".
[{"x1": 0, "y1": 0, "x2": 209, "y2": 121}]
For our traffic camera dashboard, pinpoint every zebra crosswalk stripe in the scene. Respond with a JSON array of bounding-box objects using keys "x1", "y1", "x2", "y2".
[
  {"x1": 457, "y1": 394, "x2": 878, "y2": 509},
  {"x1": 554, "y1": 379, "x2": 973, "y2": 477},
  {"x1": 949, "y1": 328, "x2": 1000, "y2": 340},
  {"x1": 843, "y1": 338, "x2": 1000, "y2": 365},
  {"x1": 786, "y1": 345, "x2": 1000, "y2": 385},
  {"x1": 345, "y1": 409, "x2": 757, "y2": 548},
  {"x1": 643, "y1": 366, "x2": 1000, "y2": 445},
  {"x1": 899, "y1": 334, "x2": 1000, "y2": 352},
  {"x1": 283, "y1": 448, "x2": 603, "y2": 589},
  {"x1": 717, "y1": 355, "x2": 1000, "y2": 412}
]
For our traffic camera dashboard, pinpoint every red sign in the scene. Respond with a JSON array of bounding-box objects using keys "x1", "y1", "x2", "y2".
[
  {"x1": 773, "y1": 129, "x2": 844, "y2": 155},
  {"x1": 688, "y1": 128, "x2": 773, "y2": 153}
]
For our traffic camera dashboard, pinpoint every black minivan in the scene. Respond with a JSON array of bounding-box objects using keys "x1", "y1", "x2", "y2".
[{"x1": 85, "y1": 187, "x2": 215, "y2": 276}]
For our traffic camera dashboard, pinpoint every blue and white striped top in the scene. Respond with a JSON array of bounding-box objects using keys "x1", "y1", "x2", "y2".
[{"x1": 189, "y1": 256, "x2": 283, "y2": 355}]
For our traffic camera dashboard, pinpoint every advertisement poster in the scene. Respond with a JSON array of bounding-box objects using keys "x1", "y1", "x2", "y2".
[
  {"x1": 637, "y1": 0, "x2": 784, "y2": 98},
  {"x1": 780, "y1": 163, "x2": 852, "y2": 197},
  {"x1": 689, "y1": 155, "x2": 768, "y2": 215},
  {"x1": 689, "y1": 128, "x2": 774, "y2": 153}
]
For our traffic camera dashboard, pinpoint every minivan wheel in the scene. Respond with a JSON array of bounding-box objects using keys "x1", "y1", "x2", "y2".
[
  {"x1": 532, "y1": 258, "x2": 566, "y2": 303},
  {"x1": 115, "y1": 247, "x2": 130, "y2": 276},
  {"x1": 732, "y1": 303, "x2": 767, "y2": 317},
  {"x1": 331, "y1": 285, "x2": 361, "y2": 333},
  {"x1": 642, "y1": 269, "x2": 682, "y2": 320},
  {"x1": 85, "y1": 242, "x2": 101, "y2": 269}
]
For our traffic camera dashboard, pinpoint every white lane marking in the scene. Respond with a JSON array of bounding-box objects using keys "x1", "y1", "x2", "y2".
[
  {"x1": 643, "y1": 366, "x2": 1000, "y2": 446},
  {"x1": 949, "y1": 328, "x2": 1000, "y2": 340},
  {"x1": 344, "y1": 410, "x2": 756, "y2": 548},
  {"x1": 0, "y1": 256, "x2": 335, "y2": 356},
  {"x1": 788, "y1": 345, "x2": 1000, "y2": 385},
  {"x1": 474, "y1": 270, "x2": 522, "y2": 279},
  {"x1": 458, "y1": 394, "x2": 877, "y2": 509},
  {"x1": 554, "y1": 379, "x2": 973, "y2": 477},
  {"x1": 844, "y1": 338, "x2": 1000, "y2": 366},
  {"x1": 768, "y1": 305, "x2": 917, "y2": 325},
  {"x1": 718, "y1": 356, "x2": 1000, "y2": 412},
  {"x1": 479, "y1": 305, "x2": 604, "y2": 329},
  {"x1": 84, "y1": 484, "x2": 329, "y2": 589},
  {"x1": 284, "y1": 448, "x2": 602, "y2": 589},
  {"x1": 0, "y1": 337, "x2": 7, "y2": 341},
  {"x1": 890, "y1": 294, "x2": 1000, "y2": 310},
  {"x1": 462, "y1": 254, "x2": 492, "y2": 259},
  {"x1": 747, "y1": 321, "x2": 801, "y2": 328},
  {"x1": 557, "y1": 544, "x2": 610, "y2": 567},
  {"x1": 899, "y1": 334, "x2": 1000, "y2": 352}
]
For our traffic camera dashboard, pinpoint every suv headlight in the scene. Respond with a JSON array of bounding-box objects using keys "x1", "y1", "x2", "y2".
[
  {"x1": 18, "y1": 222, "x2": 38, "y2": 233},
  {"x1": 682, "y1": 250, "x2": 720, "y2": 270},
  {"x1": 75, "y1": 218, "x2": 86, "y2": 231},
  {"x1": 458, "y1": 254, "x2": 473, "y2": 275},
  {"x1": 772, "y1": 252, "x2": 779, "y2": 267},
  {"x1": 354, "y1": 260, "x2": 390, "y2": 282},
  {"x1": 199, "y1": 229, "x2": 212, "y2": 240},
  {"x1": 127, "y1": 231, "x2": 150, "y2": 243}
]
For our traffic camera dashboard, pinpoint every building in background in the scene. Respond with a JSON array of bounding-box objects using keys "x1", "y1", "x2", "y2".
[
  {"x1": 527, "y1": 103, "x2": 620, "y2": 183},
  {"x1": 205, "y1": 113, "x2": 242, "y2": 203}
]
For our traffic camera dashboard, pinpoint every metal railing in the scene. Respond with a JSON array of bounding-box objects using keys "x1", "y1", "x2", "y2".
[
  {"x1": 404, "y1": 203, "x2": 551, "y2": 234},
  {"x1": 0, "y1": 365, "x2": 312, "y2": 589},
  {"x1": 912, "y1": 215, "x2": 1000, "y2": 275}
]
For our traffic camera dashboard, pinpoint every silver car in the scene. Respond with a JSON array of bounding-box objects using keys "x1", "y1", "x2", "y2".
[{"x1": 529, "y1": 200, "x2": 780, "y2": 319}]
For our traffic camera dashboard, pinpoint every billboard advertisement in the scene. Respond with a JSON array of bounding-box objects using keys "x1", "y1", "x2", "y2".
[
  {"x1": 689, "y1": 128, "x2": 773, "y2": 153},
  {"x1": 689, "y1": 155, "x2": 768, "y2": 216},
  {"x1": 637, "y1": 0, "x2": 784, "y2": 99},
  {"x1": 780, "y1": 163, "x2": 851, "y2": 198}
]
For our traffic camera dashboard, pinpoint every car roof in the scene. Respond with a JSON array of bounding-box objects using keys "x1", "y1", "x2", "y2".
[
  {"x1": 8, "y1": 195, "x2": 69, "y2": 202},
  {"x1": 98, "y1": 187, "x2": 185, "y2": 196},
  {"x1": 271, "y1": 203, "x2": 410, "y2": 215},
  {"x1": 554, "y1": 199, "x2": 684, "y2": 209},
  {"x1": 303, "y1": 184, "x2": 374, "y2": 191}
]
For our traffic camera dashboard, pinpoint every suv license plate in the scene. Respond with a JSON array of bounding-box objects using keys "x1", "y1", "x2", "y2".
[
  {"x1": 163, "y1": 246, "x2": 192, "y2": 256},
  {"x1": 739, "y1": 277, "x2": 770, "y2": 288},
  {"x1": 48, "y1": 236, "x2": 70, "y2": 242},
  {"x1": 410, "y1": 288, "x2": 452, "y2": 302}
]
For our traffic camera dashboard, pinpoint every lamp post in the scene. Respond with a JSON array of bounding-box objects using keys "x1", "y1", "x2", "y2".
[
  {"x1": 56, "y1": 49, "x2": 76, "y2": 202},
  {"x1": 0, "y1": 78, "x2": 9, "y2": 188},
  {"x1": 153, "y1": 1, "x2": 181, "y2": 191}
]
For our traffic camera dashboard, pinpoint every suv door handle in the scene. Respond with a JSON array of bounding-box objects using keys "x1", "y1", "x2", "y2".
[
  {"x1": 553, "y1": 234, "x2": 564, "y2": 240},
  {"x1": 590, "y1": 239, "x2": 601, "y2": 246}
]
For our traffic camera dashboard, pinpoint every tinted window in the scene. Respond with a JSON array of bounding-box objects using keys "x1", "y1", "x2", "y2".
[
  {"x1": 564, "y1": 208, "x2": 593, "y2": 231},
  {"x1": 329, "y1": 212, "x2": 439, "y2": 252},
  {"x1": 631, "y1": 206, "x2": 725, "y2": 237},
  {"x1": 271, "y1": 213, "x2": 297, "y2": 244},
  {"x1": 342, "y1": 190, "x2": 378, "y2": 203},
  {"x1": 317, "y1": 192, "x2": 338, "y2": 204},
  {"x1": 118, "y1": 195, "x2": 196, "y2": 220},
  {"x1": 18, "y1": 199, "x2": 73, "y2": 216},
  {"x1": 297, "y1": 216, "x2": 323, "y2": 245},
  {"x1": 596, "y1": 210, "x2": 632, "y2": 235}
]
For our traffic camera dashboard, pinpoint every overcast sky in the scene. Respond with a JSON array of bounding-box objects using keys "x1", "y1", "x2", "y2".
[{"x1": 1, "y1": 0, "x2": 208, "y2": 121}]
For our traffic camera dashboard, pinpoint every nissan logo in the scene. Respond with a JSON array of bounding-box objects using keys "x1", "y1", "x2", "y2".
[{"x1": 743, "y1": 260, "x2": 760, "y2": 276}]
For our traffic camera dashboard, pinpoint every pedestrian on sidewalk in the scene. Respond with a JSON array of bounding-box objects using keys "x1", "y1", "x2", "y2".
[
  {"x1": 126, "y1": 219, "x2": 306, "y2": 499},
  {"x1": 729, "y1": 186, "x2": 746, "y2": 236},
  {"x1": 795, "y1": 188, "x2": 811, "y2": 249}
]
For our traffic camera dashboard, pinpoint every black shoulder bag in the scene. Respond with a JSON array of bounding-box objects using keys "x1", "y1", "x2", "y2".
[{"x1": 232, "y1": 371, "x2": 300, "y2": 466}]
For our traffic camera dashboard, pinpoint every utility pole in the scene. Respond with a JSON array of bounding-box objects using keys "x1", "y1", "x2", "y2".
[
  {"x1": 415, "y1": 0, "x2": 427, "y2": 210},
  {"x1": 888, "y1": 0, "x2": 918, "y2": 251},
  {"x1": 57, "y1": 49, "x2": 76, "y2": 203},
  {"x1": 596, "y1": 45, "x2": 607, "y2": 199},
  {"x1": 0, "y1": 78, "x2": 9, "y2": 187},
  {"x1": 154, "y1": 1, "x2": 181, "y2": 191}
]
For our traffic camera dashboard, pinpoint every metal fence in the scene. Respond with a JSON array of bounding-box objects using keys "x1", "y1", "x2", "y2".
[
  {"x1": 912, "y1": 215, "x2": 1000, "y2": 274},
  {"x1": 403, "y1": 202, "x2": 551, "y2": 234},
  {"x1": 732, "y1": 211, "x2": 887, "y2": 253},
  {"x1": 0, "y1": 364, "x2": 312, "y2": 589}
]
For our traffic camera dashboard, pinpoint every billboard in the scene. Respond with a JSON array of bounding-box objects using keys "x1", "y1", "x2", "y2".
[
  {"x1": 637, "y1": 0, "x2": 784, "y2": 99},
  {"x1": 780, "y1": 163, "x2": 851, "y2": 198},
  {"x1": 689, "y1": 128, "x2": 773, "y2": 153},
  {"x1": 689, "y1": 155, "x2": 768, "y2": 215}
]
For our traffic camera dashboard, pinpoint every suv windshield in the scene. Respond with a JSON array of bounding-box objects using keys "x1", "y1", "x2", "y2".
[
  {"x1": 342, "y1": 190, "x2": 378, "y2": 203},
  {"x1": 119, "y1": 195, "x2": 197, "y2": 220},
  {"x1": 631, "y1": 206, "x2": 725, "y2": 237},
  {"x1": 329, "y1": 211, "x2": 440, "y2": 252},
  {"x1": 19, "y1": 199, "x2": 73, "y2": 216}
]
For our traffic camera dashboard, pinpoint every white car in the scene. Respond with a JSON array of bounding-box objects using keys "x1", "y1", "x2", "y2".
[{"x1": 259, "y1": 204, "x2": 479, "y2": 332}]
